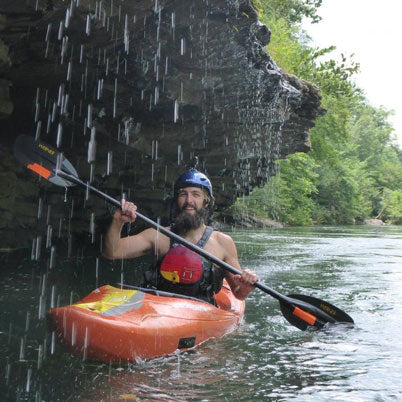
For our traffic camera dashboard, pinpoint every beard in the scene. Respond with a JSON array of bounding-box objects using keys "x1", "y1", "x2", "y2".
[{"x1": 171, "y1": 203, "x2": 209, "y2": 235}]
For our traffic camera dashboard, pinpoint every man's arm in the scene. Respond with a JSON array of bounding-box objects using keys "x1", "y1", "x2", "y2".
[
  {"x1": 217, "y1": 232, "x2": 259, "y2": 300},
  {"x1": 102, "y1": 200, "x2": 155, "y2": 260}
]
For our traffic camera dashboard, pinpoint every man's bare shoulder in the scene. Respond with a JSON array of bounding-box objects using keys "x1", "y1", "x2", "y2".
[
  {"x1": 140, "y1": 226, "x2": 171, "y2": 241},
  {"x1": 211, "y1": 230, "x2": 236, "y2": 247}
]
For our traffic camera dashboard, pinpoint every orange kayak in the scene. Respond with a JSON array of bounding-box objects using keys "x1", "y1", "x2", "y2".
[{"x1": 47, "y1": 283, "x2": 245, "y2": 363}]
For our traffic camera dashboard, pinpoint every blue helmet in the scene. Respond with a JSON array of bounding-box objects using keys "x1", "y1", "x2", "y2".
[{"x1": 174, "y1": 169, "x2": 213, "y2": 197}]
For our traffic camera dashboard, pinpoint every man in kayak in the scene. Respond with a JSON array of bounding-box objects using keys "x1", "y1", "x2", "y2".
[{"x1": 103, "y1": 169, "x2": 259, "y2": 304}]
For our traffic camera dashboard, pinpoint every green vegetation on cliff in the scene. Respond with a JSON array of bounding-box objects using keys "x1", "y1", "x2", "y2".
[{"x1": 237, "y1": 0, "x2": 402, "y2": 225}]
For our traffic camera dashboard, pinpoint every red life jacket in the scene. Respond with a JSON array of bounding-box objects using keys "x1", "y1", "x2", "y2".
[
  {"x1": 160, "y1": 245, "x2": 204, "y2": 284},
  {"x1": 143, "y1": 226, "x2": 224, "y2": 304}
]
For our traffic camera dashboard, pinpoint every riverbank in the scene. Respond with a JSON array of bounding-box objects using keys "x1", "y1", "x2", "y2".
[
  {"x1": 214, "y1": 211, "x2": 391, "y2": 229},
  {"x1": 214, "y1": 212, "x2": 284, "y2": 229}
]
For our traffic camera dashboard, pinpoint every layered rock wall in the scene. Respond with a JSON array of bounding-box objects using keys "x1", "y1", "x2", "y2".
[{"x1": 0, "y1": 0, "x2": 323, "y2": 252}]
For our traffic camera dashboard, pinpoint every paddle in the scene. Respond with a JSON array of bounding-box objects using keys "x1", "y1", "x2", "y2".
[{"x1": 14, "y1": 134, "x2": 354, "y2": 331}]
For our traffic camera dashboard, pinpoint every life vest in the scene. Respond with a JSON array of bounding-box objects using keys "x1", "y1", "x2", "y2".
[{"x1": 143, "y1": 226, "x2": 225, "y2": 305}]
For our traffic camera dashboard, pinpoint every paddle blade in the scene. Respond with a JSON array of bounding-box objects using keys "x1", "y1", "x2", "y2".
[
  {"x1": 14, "y1": 135, "x2": 78, "y2": 187},
  {"x1": 280, "y1": 294, "x2": 354, "y2": 331}
]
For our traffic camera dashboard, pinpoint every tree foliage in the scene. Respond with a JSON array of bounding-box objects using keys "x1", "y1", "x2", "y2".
[{"x1": 235, "y1": 1, "x2": 402, "y2": 225}]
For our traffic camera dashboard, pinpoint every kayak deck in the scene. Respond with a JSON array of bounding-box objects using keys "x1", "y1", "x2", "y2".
[{"x1": 47, "y1": 283, "x2": 245, "y2": 363}]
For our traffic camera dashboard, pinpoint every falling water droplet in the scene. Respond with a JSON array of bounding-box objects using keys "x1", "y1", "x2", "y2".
[
  {"x1": 97, "y1": 78, "x2": 103, "y2": 99},
  {"x1": 19, "y1": 337, "x2": 25, "y2": 361},
  {"x1": 34, "y1": 101, "x2": 40, "y2": 122},
  {"x1": 71, "y1": 322, "x2": 77, "y2": 346},
  {"x1": 124, "y1": 120, "x2": 130, "y2": 145},
  {"x1": 50, "y1": 285, "x2": 56, "y2": 308},
  {"x1": 35, "y1": 121, "x2": 41, "y2": 140},
  {"x1": 124, "y1": 14, "x2": 129, "y2": 53},
  {"x1": 177, "y1": 144, "x2": 181, "y2": 165},
  {"x1": 31, "y1": 238, "x2": 36, "y2": 260},
  {"x1": 44, "y1": 40, "x2": 50, "y2": 58},
  {"x1": 66, "y1": 61, "x2": 72, "y2": 81},
  {"x1": 86, "y1": 14, "x2": 91, "y2": 35},
  {"x1": 83, "y1": 327, "x2": 89, "y2": 361},
  {"x1": 165, "y1": 56, "x2": 169, "y2": 75},
  {"x1": 79, "y1": 44, "x2": 84, "y2": 63},
  {"x1": 175, "y1": 350, "x2": 181, "y2": 378},
  {"x1": 95, "y1": 257, "x2": 99, "y2": 288},
  {"x1": 5, "y1": 361, "x2": 10, "y2": 385},
  {"x1": 171, "y1": 11, "x2": 175, "y2": 32},
  {"x1": 57, "y1": 84, "x2": 64, "y2": 106},
  {"x1": 62, "y1": 93, "x2": 69, "y2": 115},
  {"x1": 55, "y1": 152, "x2": 63, "y2": 172},
  {"x1": 51, "y1": 331, "x2": 56, "y2": 354},
  {"x1": 37, "y1": 344, "x2": 43, "y2": 370},
  {"x1": 45, "y1": 23, "x2": 52, "y2": 41},
  {"x1": 154, "y1": 86, "x2": 159, "y2": 104},
  {"x1": 90, "y1": 212, "x2": 95, "y2": 243},
  {"x1": 87, "y1": 127, "x2": 96, "y2": 163},
  {"x1": 107, "y1": 151, "x2": 113, "y2": 175},
  {"x1": 174, "y1": 100, "x2": 179, "y2": 122},
  {"x1": 51, "y1": 101, "x2": 57, "y2": 122},
  {"x1": 65, "y1": 8, "x2": 71, "y2": 28},
  {"x1": 58, "y1": 21, "x2": 63, "y2": 40},
  {"x1": 46, "y1": 224, "x2": 53, "y2": 248},
  {"x1": 26, "y1": 368, "x2": 32, "y2": 393},
  {"x1": 35, "y1": 235, "x2": 42, "y2": 261},
  {"x1": 87, "y1": 103, "x2": 93, "y2": 128},
  {"x1": 49, "y1": 246, "x2": 56, "y2": 269},
  {"x1": 37, "y1": 197, "x2": 43, "y2": 219},
  {"x1": 25, "y1": 311, "x2": 30, "y2": 333},
  {"x1": 113, "y1": 78, "x2": 118, "y2": 118},
  {"x1": 46, "y1": 113, "x2": 51, "y2": 133},
  {"x1": 56, "y1": 122, "x2": 63, "y2": 148}
]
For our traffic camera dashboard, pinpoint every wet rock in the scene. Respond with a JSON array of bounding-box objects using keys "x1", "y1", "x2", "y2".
[
  {"x1": 216, "y1": 211, "x2": 283, "y2": 229},
  {"x1": 362, "y1": 218, "x2": 386, "y2": 226},
  {"x1": 0, "y1": 78, "x2": 12, "y2": 117},
  {"x1": 0, "y1": 0, "x2": 322, "y2": 251}
]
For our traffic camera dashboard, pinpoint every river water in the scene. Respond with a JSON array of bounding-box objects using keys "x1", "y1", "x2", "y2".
[{"x1": 1, "y1": 225, "x2": 402, "y2": 401}]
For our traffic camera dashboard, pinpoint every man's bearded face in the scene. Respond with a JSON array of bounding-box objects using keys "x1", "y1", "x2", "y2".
[{"x1": 172, "y1": 201, "x2": 209, "y2": 234}]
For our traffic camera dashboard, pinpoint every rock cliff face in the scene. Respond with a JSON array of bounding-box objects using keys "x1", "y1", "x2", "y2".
[{"x1": 0, "y1": 0, "x2": 323, "y2": 252}]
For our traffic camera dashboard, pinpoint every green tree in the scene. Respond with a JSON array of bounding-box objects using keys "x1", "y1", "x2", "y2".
[
  {"x1": 254, "y1": 0, "x2": 323, "y2": 24},
  {"x1": 380, "y1": 189, "x2": 402, "y2": 224},
  {"x1": 234, "y1": 0, "x2": 402, "y2": 226},
  {"x1": 236, "y1": 153, "x2": 318, "y2": 225}
]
